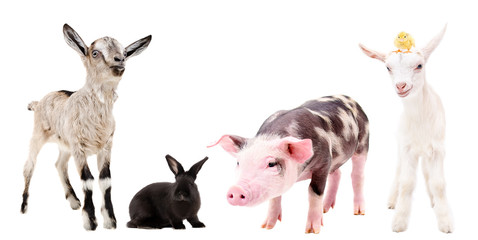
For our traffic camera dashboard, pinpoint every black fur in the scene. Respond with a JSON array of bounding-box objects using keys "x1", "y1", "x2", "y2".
[
  {"x1": 127, "y1": 155, "x2": 208, "y2": 229},
  {"x1": 58, "y1": 90, "x2": 75, "y2": 97},
  {"x1": 80, "y1": 165, "x2": 97, "y2": 230}
]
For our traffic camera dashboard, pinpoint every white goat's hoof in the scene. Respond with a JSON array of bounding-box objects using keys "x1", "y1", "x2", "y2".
[
  {"x1": 437, "y1": 218, "x2": 454, "y2": 233},
  {"x1": 392, "y1": 215, "x2": 408, "y2": 232}
]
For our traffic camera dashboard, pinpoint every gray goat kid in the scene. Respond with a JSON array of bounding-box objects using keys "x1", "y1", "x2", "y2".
[{"x1": 21, "y1": 24, "x2": 151, "y2": 231}]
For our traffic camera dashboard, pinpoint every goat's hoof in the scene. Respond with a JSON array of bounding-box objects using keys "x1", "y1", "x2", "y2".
[
  {"x1": 438, "y1": 218, "x2": 454, "y2": 233},
  {"x1": 68, "y1": 196, "x2": 81, "y2": 210},
  {"x1": 392, "y1": 216, "x2": 408, "y2": 232},
  {"x1": 103, "y1": 217, "x2": 117, "y2": 229},
  {"x1": 82, "y1": 212, "x2": 98, "y2": 231}
]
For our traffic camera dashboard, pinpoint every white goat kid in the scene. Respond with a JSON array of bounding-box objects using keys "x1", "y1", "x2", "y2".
[
  {"x1": 21, "y1": 24, "x2": 151, "y2": 231},
  {"x1": 359, "y1": 26, "x2": 453, "y2": 233}
]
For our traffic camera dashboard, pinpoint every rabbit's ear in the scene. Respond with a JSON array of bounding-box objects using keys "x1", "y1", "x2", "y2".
[
  {"x1": 165, "y1": 155, "x2": 185, "y2": 176},
  {"x1": 188, "y1": 157, "x2": 208, "y2": 179}
]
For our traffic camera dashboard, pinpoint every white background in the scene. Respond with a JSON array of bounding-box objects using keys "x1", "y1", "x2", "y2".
[{"x1": 1, "y1": 0, "x2": 476, "y2": 239}]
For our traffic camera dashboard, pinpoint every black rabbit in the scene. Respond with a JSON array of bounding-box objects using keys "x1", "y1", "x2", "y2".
[{"x1": 127, "y1": 155, "x2": 208, "y2": 229}]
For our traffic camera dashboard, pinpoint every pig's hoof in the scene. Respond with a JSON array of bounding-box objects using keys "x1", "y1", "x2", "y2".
[
  {"x1": 354, "y1": 204, "x2": 365, "y2": 215},
  {"x1": 305, "y1": 215, "x2": 323, "y2": 234},
  {"x1": 305, "y1": 226, "x2": 321, "y2": 234}
]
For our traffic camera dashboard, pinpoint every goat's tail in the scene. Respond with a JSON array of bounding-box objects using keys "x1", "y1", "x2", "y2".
[{"x1": 27, "y1": 101, "x2": 38, "y2": 111}]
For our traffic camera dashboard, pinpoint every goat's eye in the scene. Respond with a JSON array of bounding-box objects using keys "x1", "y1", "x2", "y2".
[
  {"x1": 123, "y1": 51, "x2": 127, "y2": 57},
  {"x1": 268, "y1": 162, "x2": 278, "y2": 168},
  {"x1": 92, "y1": 50, "x2": 99, "y2": 58},
  {"x1": 386, "y1": 66, "x2": 391, "y2": 72},
  {"x1": 416, "y1": 64, "x2": 423, "y2": 70}
]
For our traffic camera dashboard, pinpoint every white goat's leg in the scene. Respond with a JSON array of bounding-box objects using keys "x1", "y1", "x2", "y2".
[
  {"x1": 423, "y1": 149, "x2": 454, "y2": 233},
  {"x1": 74, "y1": 149, "x2": 97, "y2": 231},
  {"x1": 97, "y1": 142, "x2": 117, "y2": 229},
  {"x1": 421, "y1": 158, "x2": 434, "y2": 208},
  {"x1": 388, "y1": 157, "x2": 402, "y2": 209},
  {"x1": 21, "y1": 131, "x2": 48, "y2": 213},
  {"x1": 392, "y1": 149, "x2": 418, "y2": 232},
  {"x1": 55, "y1": 150, "x2": 81, "y2": 210}
]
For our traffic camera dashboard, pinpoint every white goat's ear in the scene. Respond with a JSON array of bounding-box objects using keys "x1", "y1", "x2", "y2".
[
  {"x1": 63, "y1": 24, "x2": 88, "y2": 56},
  {"x1": 421, "y1": 24, "x2": 447, "y2": 62},
  {"x1": 359, "y1": 43, "x2": 386, "y2": 62},
  {"x1": 125, "y1": 35, "x2": 152, "y2": 60}
]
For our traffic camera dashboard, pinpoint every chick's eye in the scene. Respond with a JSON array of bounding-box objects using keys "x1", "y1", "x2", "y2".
[
  {"x1": 404, "y1": 35, "x2": 407, "y2": 38},
  {"x1": 268, "y1": 162, "x2": 278, "y2": 168},
  {"x1": 92, "y1": 50, "x2": 99, "y2": 58}
]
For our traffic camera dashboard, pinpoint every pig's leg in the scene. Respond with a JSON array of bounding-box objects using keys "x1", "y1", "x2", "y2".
[
  {"x1": 261, "y1": 196, "x2": 282, "y2": 229},
  {"x1": 422, "y1": 148, "x2": 453, "y2": 233},
  {"x1": 323, "y1": 169, "x2": 341, "y2": 213},
  {"x1": 351, "y1": 152, "x2": 367, "y2": 215},
  {"x1": 306, "y1": 173, "x2": 327, "y2": 234},
  {"x1": 391, "y1": 148, "x2": 418, "y2": 232}
]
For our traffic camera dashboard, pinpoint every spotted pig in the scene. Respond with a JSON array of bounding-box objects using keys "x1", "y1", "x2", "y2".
[{"x1": 209, "y1": 95, "x2": 369, "y2": 234}]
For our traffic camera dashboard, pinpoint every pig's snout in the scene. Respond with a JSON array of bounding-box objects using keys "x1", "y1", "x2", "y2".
[{"x1": 227, "y1": 185, "x2": 250, "y2": 206}]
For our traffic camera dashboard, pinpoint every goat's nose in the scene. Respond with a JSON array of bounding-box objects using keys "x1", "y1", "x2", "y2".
[
  {"x1": 396, "y1": 82, "x2": 407, "y2": 91},
  {"x1": 114, "y1": 56, "x2": 124, "y2": 62}
]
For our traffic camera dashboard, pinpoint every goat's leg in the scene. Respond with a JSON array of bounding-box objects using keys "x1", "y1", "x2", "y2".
[
  {"x1": 421, "y1": 158, "x2": 434, "y2": 208},
  {"x1": 351, "y1": 152, "x2": 367, "y2": 215},
  {"x1": 55, "y1": 150, "x2": 81, "y2": 210},
  {"x1": 74, "y1": 150, "x2": 97, "y2": 231},
  {"x1": 21, "y1": 132, "x2": 48, "y2": 213},
  {"x1": 387, "y1": 156, "x2": 402, "y2": 209},
  {"x1": 423, "y1": 148, "x2": 454, "y2": 233},
  {"x1": 391, "y1": 149, "x2": 418, "y2": 232},
  {"x1": 97, "y1": 143, "x2": 116, "y2": 229}
]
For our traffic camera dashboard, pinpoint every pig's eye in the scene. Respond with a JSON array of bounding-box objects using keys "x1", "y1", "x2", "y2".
[
  {"x1": 268, "y1": 162, "x2": 278, "y2": 168},
  {"x1": 236, "y1": 161, "x2": 239, "y2": 166}
]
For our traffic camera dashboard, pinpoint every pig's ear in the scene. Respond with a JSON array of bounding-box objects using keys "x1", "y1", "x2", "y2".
[
  {"x1": 207, "y1": 135, "x2": 247, "y2": 156},
  {"x1": 278, "y1": 137, "x2": 313, "y2": 163}
]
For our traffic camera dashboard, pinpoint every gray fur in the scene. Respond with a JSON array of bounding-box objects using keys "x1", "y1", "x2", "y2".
[{"x1": 21, "y1": 23, "x2": 151, "y2": 231}]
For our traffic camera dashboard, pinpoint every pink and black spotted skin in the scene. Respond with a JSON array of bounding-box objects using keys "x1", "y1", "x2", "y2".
[
  {"x1": 212, "y1": 94, "x2": 369, "y2": 233},
  {"x1": 257, "y1": 95, "x2": 369, "y2": 196}
]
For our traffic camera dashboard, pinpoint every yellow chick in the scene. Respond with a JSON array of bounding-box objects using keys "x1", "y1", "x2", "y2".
[{"x1": 393, "y1": 32, "x2": 415, "y2": 53}]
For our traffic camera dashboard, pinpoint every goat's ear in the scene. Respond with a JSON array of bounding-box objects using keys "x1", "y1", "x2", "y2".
[
  {"x1": 421, "y1": 24, "x2": 447, "y2": 62},
  {"x1": 188, "y1": 157, "x2": 208, "y2": 180},
  {"x1": 63, "y1": 24, "x2": 88, "y2": 56},
  {"x1": 359, "y1": 43, "x2": 386, "y2": 62},
  {"x1": 165, "y1": 155, "x2": 185, "y2": 176},
  {"x1": 125, "y1": 35, "x2": 152, "y2": 60}
]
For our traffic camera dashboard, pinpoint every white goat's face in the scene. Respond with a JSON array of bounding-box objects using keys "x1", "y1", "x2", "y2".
[
  {"x1": 88, "y1": 37, "x2": 126, "y2": 77},
  {"x1": 63, "y1": 24, "x2": 152, "y2": 81},
  {"x1": 359, "y1": 25, "x2": 447, "y2": 99},
  {"x1": 385, "y1": 52, "x2": 425, "y2": 98}
]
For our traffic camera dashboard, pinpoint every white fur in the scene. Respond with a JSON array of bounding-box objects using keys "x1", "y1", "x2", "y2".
[{"x1": 360, "y1": 25, "x2": 453, "y2": 233}]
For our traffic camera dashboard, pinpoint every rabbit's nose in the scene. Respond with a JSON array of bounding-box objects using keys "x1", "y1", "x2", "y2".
[{"x1": 176, "y1": 192, "x2": 187, "y2": 201}]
